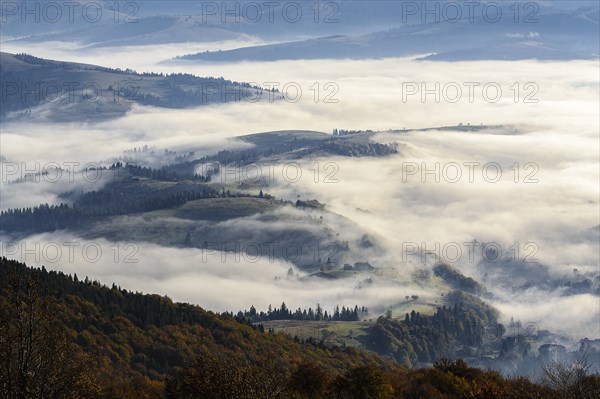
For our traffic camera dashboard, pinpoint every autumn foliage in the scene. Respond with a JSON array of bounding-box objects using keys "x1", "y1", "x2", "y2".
[{"x1": 1, "y1": 258, "x2": 598, "y2": 399}]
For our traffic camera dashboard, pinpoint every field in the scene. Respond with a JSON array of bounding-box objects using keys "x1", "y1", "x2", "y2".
[
  {"x1": 259, "y1": 320, "x2": 374, "y2": 348},
  {"x1": 143, "y1": 197, "x2": 283, "y2": 221}
]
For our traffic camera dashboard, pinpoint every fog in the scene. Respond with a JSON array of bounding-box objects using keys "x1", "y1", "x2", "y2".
[
  {"x1": 0, "y1": 232, "x2": 434, "y2": 315},
  {"x1": 0, "y1": 54, "x2": 598, "y2": 338},
  {"x1": 0, "y1": 39, "x2": 269, "y2": 72}
]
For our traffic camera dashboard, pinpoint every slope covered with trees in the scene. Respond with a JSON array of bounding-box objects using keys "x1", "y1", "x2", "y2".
[
  {"x1": 2, "y1": 257, "x2": 598, "y2": 398},
  {"x1": 0, "y1": 52, "x2": 264, "y2": 121},
  {"x1": 366, "y1": 294, "x2": 500, "y2": 367},
  {"x1": 0, "y1": 257, "x2": 392, "y2": 397},
  {"x1": 0, "y1": 163, "x2": 256, "y2": 234}
]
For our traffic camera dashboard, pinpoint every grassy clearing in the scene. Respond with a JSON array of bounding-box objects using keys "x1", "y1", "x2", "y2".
[
  {"x1": 260, "y1": 320, "x2": 373, "y2": 348},
  {"x1": 137, "y1": 197, "x2": 282, "y2": 221}
]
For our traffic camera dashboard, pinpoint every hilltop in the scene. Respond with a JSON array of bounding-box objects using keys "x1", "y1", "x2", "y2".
[{"x1": 0, "y1": 52, "x2": 264, "y2": 122}]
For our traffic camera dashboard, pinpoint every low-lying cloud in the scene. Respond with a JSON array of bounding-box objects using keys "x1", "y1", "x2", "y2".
[{"x1": 1, "y1": 54, "x2": 598, "y2": 339}]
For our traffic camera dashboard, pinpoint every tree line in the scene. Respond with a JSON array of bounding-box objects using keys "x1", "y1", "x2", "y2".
[
  {"x1": 0, "y1": 181, "x2": 263, "y2": 233},
  {"x1": 232, "y1": 303, "x2": 370, "y2": 323}
]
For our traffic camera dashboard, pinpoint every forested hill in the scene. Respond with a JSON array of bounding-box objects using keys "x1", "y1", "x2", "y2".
[
  {"x1": 1, "y1": 257, "x2": 599, "y2": 398},
  {"x1": 0, "y1": 257, "x2": 391, "y2": 396},
  {"x1": 0, "y1": 52, "x2": 265, "y2": 122}
]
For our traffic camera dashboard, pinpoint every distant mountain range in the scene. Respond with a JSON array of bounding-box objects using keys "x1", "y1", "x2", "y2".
[
  {"x1": 3, "y1": 1, "x2": 597, "y2": 62},
  {"x1": 173, "y1": 7, "x2": 599, "y2": 62}
]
